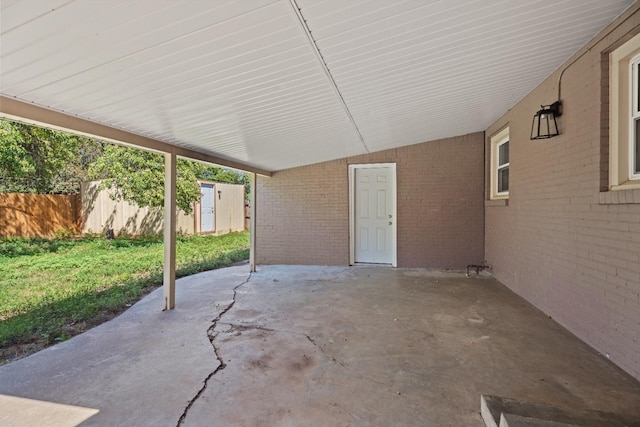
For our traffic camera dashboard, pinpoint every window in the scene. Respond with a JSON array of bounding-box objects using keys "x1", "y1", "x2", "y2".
[
  {"x1": 632, "y1": 55, "x2": 640, "y2": 177},
  {"x1": 490, "y1": 127, "x2": 509, "y2": 199},
  {"x1": 497, "y1": 138, "x2": 509, "y2": 194},
  {"x1": 609, "y1": 33, "x2": 640, "y2": 189}
]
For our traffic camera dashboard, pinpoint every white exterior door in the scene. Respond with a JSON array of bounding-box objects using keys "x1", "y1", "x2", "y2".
[
  {"x1": 201, "y1": 184, "x2": 215, "y2": 233},
  {"x1": 353, "y1": 166, "x2": 395, "y2": 264}
]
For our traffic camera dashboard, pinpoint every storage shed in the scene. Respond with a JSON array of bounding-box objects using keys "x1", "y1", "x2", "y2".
[{"x1": 81, "y1": 180, "x2": 245, "y2": 236}]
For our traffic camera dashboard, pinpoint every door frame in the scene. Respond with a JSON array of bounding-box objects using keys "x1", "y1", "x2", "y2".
[
  {"x1": 199, "y1": 182, "x2": 216, "y2": 234},
  {"x1": 348, "y1": 163, "x2": 397, "y2": 267}
]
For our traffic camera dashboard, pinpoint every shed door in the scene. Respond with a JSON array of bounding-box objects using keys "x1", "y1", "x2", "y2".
[
  {"x1": 354, "y1": 167, "x2": 394, "y2": 264},
  {"x1": 201, "y1": 184, "x2": 215, "y2": 233}
]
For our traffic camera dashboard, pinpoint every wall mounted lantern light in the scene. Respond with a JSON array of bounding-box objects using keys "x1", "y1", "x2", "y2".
[{"x1": 530, "y1": 101, "x2": 562, "y2": 140}]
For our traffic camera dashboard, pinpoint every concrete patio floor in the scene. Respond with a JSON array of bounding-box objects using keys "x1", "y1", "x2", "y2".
[{"x1": 0, "y1": 265, "x2": 639, "y2": 426}]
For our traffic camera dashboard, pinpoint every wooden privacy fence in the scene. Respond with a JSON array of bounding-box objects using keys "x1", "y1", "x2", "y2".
[
  {"x1": 81, "y1": 181, "x2": 194, "y2": 235},
  {"x1": 82, "y1": 180, "x2": 246, "y2": 236},
  {"x1": 0, "y1": 193, "x2": 81, "y2": 238},
  {"x1": 0, "y1": 182, "x2": 246, "y2": 238}
]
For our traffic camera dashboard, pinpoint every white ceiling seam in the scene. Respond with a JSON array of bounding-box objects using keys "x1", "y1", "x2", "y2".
[
  {"x1": 37, "y1": 36, "x2": 310, "y2": 108},
  {"x1": 66, "y1": 56, "x2": 322, "y2": 117},
  {"x1": 9, "y1": 2, "x2": 291, "y2": 101},
  {"x1": 288, "y1": 0, "x2": 370, "y2": 154},
  {"x1": 20, "y1": 18, "x2": 300, "y2": 103},
  {"x1": 3, "y1": 1, "x2": 282, "y2": 83},
  {"x1": 0, "y1": 0, "x2": 75, "y2": 38}
]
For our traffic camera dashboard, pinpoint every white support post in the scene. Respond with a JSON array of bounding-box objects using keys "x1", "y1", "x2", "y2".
[
  {"x1": 163, "y1": 152, "x2": 177, "y2": 310},
  {"x1": 249, "y1": 172, "x2": 257, "y2": 273}
]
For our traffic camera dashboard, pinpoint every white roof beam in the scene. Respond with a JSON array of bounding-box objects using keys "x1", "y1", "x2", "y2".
[{"x1": 0, "y1": 95, "x2": 272, "y2": 177}]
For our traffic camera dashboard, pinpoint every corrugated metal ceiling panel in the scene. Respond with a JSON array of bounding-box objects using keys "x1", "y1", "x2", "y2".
[
  {"x1": 297, "y1": 0, "x2": 633, "y2": 151},
  {"x1": 1, "y1": 0, "x2": 367, "y2": 170},
  {"x1": 0, "y1": 0, "x2": 634, "y2": 171}
]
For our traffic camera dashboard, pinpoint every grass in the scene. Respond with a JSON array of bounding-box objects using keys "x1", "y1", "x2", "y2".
[{"x1": 0, "y1": 231, "x2": 249, "y2": 357}]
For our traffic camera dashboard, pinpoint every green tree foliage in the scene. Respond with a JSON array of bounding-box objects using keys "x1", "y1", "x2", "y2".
[
  {"x1": 0, "y1": 120, "x2": 246, "y2": 207},
  {"x1": 49, "y1": 137, "x2": 103, "y2": 194},
  {"x1": 89, "y1": 144, "x2": 245, "y2": 214},
  {"x1": 0, "y1": 119, "x2": 100, "y2": 194}
]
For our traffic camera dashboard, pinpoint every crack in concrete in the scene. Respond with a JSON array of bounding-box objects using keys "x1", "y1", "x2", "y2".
[
  {"x1": 303, "y1": 333, "x2": 393, "y2": 388},
  {"x1": 176, "y1": 273, "x2": 252, "y2": 426},
  {"x1": 218, "y1": 322, "x2": 274, "y2": 333},
  {"x1": 304, "y1": 334, "x2": 337, "y2": 363},
  {"x1": 221, "y1": 323, "x2": 395, "y2": 389},
  {"x1": 177, "y1": 274, "x2": 392, "y2": 425}
]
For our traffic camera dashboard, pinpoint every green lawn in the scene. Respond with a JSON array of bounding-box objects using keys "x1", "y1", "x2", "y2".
[{"x1": 0, "y1": 231, "x2": 249, "y2": 353}]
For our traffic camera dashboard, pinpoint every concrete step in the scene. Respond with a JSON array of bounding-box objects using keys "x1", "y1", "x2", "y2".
[
  {"x1": 500, "y1": 413, "x2": 583, "y2": 427},
  {"x1": 481, "y1": 395, "x2": 640, "y2": 427}
]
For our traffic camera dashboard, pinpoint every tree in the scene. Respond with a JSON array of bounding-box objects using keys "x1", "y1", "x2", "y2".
[
  {"x1": 0, "y1": 119, "x2": 100, "y2": 194},
  {"x1": 0, "y1": 119, "x2": 247, "y2": 209},
  {"x1": 89, "y1": 144, "x2": 246, "y2": 214}
]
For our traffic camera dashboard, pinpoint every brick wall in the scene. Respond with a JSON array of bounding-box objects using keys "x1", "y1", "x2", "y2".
[
  {"x1": 256, "y1": 132, "x2": 484, "y2": 269},
  {"x1": 485, "y1": 6, "x2": 640, "y2": 379}
]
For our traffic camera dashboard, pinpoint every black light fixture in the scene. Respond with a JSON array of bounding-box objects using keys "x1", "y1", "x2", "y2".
[
  {"x1": 530, "y1": 101, "x2": 562, "y2": 140},
  {"x1": 528, "y1": 21, "x2": 621, "y2": 141}
]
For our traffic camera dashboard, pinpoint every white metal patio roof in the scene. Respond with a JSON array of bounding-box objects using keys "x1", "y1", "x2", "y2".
[{"x1": 0, "y1": 0, "x2": 634, "y2": 173}]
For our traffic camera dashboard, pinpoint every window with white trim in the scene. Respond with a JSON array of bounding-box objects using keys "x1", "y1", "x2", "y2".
[
  {"x1": 632, "y1": 54, "x2": 640, "y2": 177},
  {"x1": 609, "y1": 33, "x2": 640, "y2": 190},
  {"x1": 490, "y1": 127, "x2": 509, "y2": 199}
]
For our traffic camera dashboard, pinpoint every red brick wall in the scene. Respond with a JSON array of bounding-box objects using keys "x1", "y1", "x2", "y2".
[
  {"x1": 485, "y1": 6, "x2": 640, "y2": 380},
  {"x1": 256, "y1": 132, "x2": 485, "y2": 269}
]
